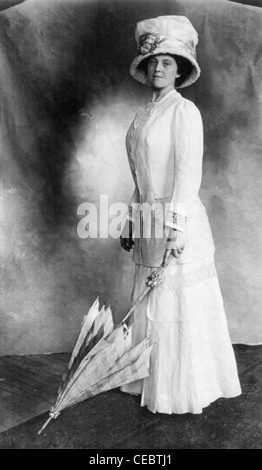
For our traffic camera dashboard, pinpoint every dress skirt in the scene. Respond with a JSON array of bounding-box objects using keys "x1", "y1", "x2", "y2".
[{"x1": 121, "y1": 256, "x2": 242, "y2": 414}]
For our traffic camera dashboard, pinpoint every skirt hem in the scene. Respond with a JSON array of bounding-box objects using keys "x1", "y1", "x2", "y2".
[{"x1": 140, "y1": 390, "x2": 242, "y2": 415}]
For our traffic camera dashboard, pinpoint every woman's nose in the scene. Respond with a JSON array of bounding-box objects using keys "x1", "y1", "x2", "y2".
[{"x1": 155, "y1": 62, "x2": 162, "y2": 71}]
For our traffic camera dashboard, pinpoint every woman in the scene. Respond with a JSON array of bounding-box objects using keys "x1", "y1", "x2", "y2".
[{"x1": 120, "y1": 16, "x2": 241, "y2": 414}]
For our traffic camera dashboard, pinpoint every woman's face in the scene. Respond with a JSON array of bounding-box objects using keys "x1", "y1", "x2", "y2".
[{"x1": 147, "y1": 54, "x2": 180, "y2": 91}]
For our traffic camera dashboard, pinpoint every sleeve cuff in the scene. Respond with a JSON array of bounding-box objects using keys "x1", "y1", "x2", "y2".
[{"x1": 165, "y1": 210, "x2": 186, "y2": 232}]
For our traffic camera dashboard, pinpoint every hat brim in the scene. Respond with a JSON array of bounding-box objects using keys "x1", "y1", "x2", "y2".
[{"x1": 130, "y1": 46, "x2": 201, "y2": 88}]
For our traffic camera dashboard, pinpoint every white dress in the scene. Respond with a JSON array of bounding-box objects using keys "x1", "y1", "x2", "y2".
[{"x1": 121, "y1": 89, "x2": 241, "y2": 414}]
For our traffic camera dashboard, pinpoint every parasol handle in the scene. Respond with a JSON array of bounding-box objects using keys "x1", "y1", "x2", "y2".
[
  {"x1": 120, "y1": 253, "x2": 173, "y2": 326},
  {"x1": 37, "y1": 415, "x2": 54, "y2": 436}
]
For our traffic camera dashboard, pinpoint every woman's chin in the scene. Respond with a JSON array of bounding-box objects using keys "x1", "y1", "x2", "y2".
[
  {"x1": 151, "y1": 78, "x2": 165, "y2": 87},
  {"x1": 150, "y1": 82, "x2": 166, "y2": 90}
]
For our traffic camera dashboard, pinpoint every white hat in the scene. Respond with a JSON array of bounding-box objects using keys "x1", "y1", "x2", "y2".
[{"x1": 130, "y1": 16, "x2": 201, "y2": 88}]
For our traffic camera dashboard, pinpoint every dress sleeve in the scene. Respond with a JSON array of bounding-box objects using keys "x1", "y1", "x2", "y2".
[
  {"x1": 127, "y1": 188, "x2": 140, "y2": 220},
  {"x1": 126, "y1": 145, "x2": 140, "y2": 221},
  {"x1": 166, "y1": 100, "x2": 203, "y2": 232}
]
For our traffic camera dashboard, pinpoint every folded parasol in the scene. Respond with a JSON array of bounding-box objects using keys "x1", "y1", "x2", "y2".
[{"x1": 38, "y1": 255, "x2": 172, "y2": 435}]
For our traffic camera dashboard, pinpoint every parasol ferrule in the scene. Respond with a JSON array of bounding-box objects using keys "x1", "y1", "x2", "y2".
[
  {"x1": 37, "y1": 416, "x2": 53, "y2": 436},
  {"x1": 37, "y1": 409, "x2": 60, "y2": 436}
]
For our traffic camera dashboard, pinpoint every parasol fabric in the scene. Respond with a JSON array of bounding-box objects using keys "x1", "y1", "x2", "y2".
[
  {"x1": 37, "y1": 299, "x2": 152, "y2": 435},
  {"x1": 38, "y1": 256, "x2": 172, "y2": 435}
]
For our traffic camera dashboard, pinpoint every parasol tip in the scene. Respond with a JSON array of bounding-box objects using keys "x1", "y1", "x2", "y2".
[{"x1": 37, "y1": 415, "x2": 53, "y2": 436}]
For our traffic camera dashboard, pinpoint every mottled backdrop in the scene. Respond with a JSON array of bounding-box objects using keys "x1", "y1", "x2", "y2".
[{"x1": 0, "y1": 0, "x2": 261, "y2": 354}]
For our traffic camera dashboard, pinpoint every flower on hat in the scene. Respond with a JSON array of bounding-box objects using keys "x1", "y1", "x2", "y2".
[{"x1": 139, "y1": 33, "x2": 165, "y2": 55}]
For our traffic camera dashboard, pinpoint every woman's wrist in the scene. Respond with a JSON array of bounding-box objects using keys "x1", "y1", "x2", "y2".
[{"x1": 166, "y1": 229, "x2": 185, "y2": 250}]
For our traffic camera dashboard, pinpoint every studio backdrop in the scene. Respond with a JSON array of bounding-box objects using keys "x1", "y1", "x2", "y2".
[{"x1": 0, "y1": 0, "x2": 261, "y2": 354}]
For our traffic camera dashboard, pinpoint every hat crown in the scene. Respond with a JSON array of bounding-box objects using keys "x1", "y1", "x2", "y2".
[{"x1": 135, "y1": 16, "x2": 198, "y2": 49}]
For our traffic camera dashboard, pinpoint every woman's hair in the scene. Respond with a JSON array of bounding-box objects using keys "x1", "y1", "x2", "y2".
[{"x1": 137, "y1": 54, "x2": 193, "y2": 88}]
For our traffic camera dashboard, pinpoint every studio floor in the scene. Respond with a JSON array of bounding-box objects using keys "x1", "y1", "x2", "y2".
[{"x1": 0, "y1": 345, "x2": 261, "y2": 449}]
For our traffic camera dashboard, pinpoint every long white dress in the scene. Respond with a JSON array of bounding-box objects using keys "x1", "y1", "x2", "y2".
[{"x1": 121, "y1": 89, "x2": 241, "y2": 414}]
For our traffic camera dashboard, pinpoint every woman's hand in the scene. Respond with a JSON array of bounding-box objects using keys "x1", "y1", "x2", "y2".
[
  {"x1": 120, "y1": 235, "x2": 134, "y2": 252},
  {"x1": 163, "y1": 228, "x2": 185, "y2": 265},
  {"x1": 120, "y1": 220, "x2": 134, "y2": 252}
]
